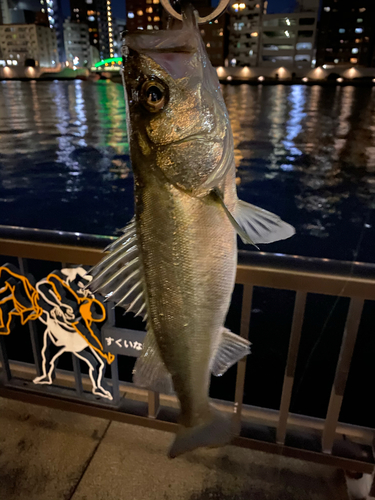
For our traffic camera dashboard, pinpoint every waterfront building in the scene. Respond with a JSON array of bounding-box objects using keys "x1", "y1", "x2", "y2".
[
  {"x1": 125, "y1": 0, "x2": 162, "y2": 31},
  {"x1": 112, "y1": 17, "x2": 125, "y2": 57},
  {"x1": 0, "y1": 0, "x2": 65, "y2": 63},
  {"x1": 0, "y1": 23, "x2": 58, "y2": 66},
  {"x1": 41, "y1": 0, "x2": 65, "y2": 63},
  {"x1": 259, "y1": 11, "x2": 318, "y2": 69},
  {"x1": 0, "y1": 0, "x2": 11, "y2": 24},
  {"x1": 63, "y1": 18, "x2": 99, "y2": 67},
  {"x1": 70, "y1": 0, "x2": 114, "y2": 59},
  {"x1": 199, "y1": 8, "x2": 228, "y2": 67},
  {"x1": 316, "y1": 0, "x2": 375, "y2": 68},
  {"x1": 228, "y1": 0, "x2": 263, "y2": 67}
]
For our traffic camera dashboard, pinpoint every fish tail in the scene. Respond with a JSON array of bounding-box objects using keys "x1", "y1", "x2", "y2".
[{"x1": 168, "y1": 407, "x2": 238, "y2": 459}]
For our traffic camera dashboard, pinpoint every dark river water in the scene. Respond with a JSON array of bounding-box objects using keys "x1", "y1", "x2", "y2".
[
  {"x1": 1, "y1": 80, "x2": 375, "y2": 428},
  {"x1": 1, "y1": 80, "x2": 375, "y2": 263}
]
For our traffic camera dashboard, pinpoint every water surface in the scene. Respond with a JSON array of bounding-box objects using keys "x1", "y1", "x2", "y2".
[{"x1": 1, "y1": 80, "x2": 374, "y2": 263}]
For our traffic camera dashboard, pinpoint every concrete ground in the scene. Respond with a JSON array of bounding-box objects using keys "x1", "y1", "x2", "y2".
[{"x1": 0, "y1": 396, "x2": 349, "y2": 500}]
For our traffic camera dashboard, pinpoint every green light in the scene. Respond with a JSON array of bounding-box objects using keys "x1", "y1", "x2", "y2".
[{"x1": 94, "y1": 57, "x2": 122, "y2": 68}]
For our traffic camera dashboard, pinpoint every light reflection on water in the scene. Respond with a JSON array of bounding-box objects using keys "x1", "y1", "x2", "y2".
[{"x1": 0, "y1": 80, "x2": 374, "y2": 263}]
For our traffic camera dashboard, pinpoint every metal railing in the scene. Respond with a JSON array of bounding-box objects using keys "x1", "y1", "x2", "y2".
[{"x1": 1, "y1": 225, "x2": 375, "y2": 473}]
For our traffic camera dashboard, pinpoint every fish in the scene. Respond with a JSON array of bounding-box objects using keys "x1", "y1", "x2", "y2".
[{"x1": 88, "y1": 8, "x2": 295, "y2": 458}]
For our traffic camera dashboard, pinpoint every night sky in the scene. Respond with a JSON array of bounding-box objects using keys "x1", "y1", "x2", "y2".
[{"x1": 62, "y1": 0, "x2": 297, "y2": 23}]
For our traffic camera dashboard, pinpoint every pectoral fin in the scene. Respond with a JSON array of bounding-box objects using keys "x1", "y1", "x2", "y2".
[{"x1": 213, "y1": 188, "x2": 295, "y2": 246}]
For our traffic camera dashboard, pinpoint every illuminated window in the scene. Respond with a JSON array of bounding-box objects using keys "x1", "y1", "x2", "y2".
[
  {"x1": 137, "y1": 10, "x2": 143, "y2": 15},
  {"x1": 357, "y1": 18, "x2": 363, "y2": 23},
  {"x1": 206, "y1": 42, "x2": 210, "y2": 47},
  {"x1": 296, "y1": 42, "x2": 312, "y2": 50},
  {"x1": 87, "y1": 10, "x2": 95, "y2": 15},
  {"x1": 154, "y1": 16, "x2": 160, "y2": 21},
  {"x1": 355, "y1": 38, "x2": 361, "y2": 43},
  {"x1": 153, "y1": 0, "x2": 159, "y2": 3},
  {"x1": 154, "y1": 25, "x2": 159, "y2": 29},
  {"x1": 128, "y1": 12, "x2": 134, "y2": 18},
  {"x1": 147, "y1": 24, "x2": 153, "y2": 29},
  {"x1": 350, "y1": 58, "x2": 358, "y2": 63},
  {"x1": 88, "y1": 15, "x2": 95, "y2": 21},
  {"x1": 146, "y1": 7, "x2": 152, "y2": 13},
  {"x1": 334, "y1": 58, "x2": 339, "y2": 63},
  {"x1": 324, "y1": 6, "x2": 330, "y2": 11},
  {"x1": 251, "y1": 32, "x2": 258, "y2": 37},
  {"x1": 355, "y1": 27, "x2": 363, "y2": 33},
  {"x1": 359, "y1": 7, "x2": 366, "y2": 12},
  {"x1": 148, "y1": 16, "x2": 151, "y2": 21},
  {"x1": 339, "y1": 28, "x2": 345, "y2": 33},
  {"x1": 352, "y1": 48, "x2": 359, "y2": 54}
]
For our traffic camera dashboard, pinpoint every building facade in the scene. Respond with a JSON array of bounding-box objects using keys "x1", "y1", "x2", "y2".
[
  {"x1": 41, "y1": 0, "x2": 65, "y2": 63},
  {"x1": 0, "y1": 23, "x2": 58, "y2": 66},
  {"x1": 126, "y1": 0, "x2": 162, "y2": 31},
  {"x1": 228, "y1": 0, "x2": 318, "y2": 68},
  {"x1": 316, "y1": 0, "x2": 375, "y2": 68},
  {"x1": 70, "y1": 0, "x2": 114, "y2": 59},
  {"x1": 228, "y1": 0, "x2": 263, "y2": 67},
  {"x1": 64, "y1": 18, "x2": 97, "y2": 67},
  {"x1": 259, "y1": 11, "x2": 318, "y2": 69}
]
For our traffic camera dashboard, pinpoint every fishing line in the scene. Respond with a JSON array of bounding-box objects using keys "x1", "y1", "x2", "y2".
[{"x1": 291, "y1": 206, "x2": 372, "y2": 409}]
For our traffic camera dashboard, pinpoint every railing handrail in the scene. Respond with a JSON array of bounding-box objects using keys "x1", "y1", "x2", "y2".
[{"x1": 1, "y1": 224, "x2": 375, "y2": 299}]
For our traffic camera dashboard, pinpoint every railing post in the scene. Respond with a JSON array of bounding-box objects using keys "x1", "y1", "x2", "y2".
[
  {"x1": 18, "y1": 257, "x2": 43, "y2": 377},
  {"x1": 0, "y1": 336, "x2": 11, "y2": 383},
  {"x1": 72, "y1": 355, "x2": 83, "y2": 395},
  {"x1": 322, "y1": 297, "x2": 364, "y2": 453},
  {"x1": 233, "y1": 284, "x2": 253, "y2": 424},
  {"x1": 148, "y1": 391, "x2": 160, "y2": 418},
  {"x1": 277, "y1": 291, "x2": 307, "y2": 444}
]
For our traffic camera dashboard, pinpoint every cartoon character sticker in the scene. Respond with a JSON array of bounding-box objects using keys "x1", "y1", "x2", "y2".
[{"x1": 0, "y1": 264, "x2": 114, "y2": 400}]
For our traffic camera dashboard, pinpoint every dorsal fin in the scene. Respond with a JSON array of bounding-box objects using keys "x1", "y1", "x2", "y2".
[{"x1": 88, "y1": 218, "x2": 147, "y2": 319}]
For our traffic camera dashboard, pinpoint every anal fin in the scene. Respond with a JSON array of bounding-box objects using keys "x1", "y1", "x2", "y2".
[
  {"x1": 211, "y1": 328, "x2": 251, "y2": 377},
  {"x1": 133, "y1": 330, "x2": 174, "y2": 394}
]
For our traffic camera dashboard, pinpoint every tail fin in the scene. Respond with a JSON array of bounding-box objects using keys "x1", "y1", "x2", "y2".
[{"x1": 168, "y1": 407, "x2": 238, "y2": 459}]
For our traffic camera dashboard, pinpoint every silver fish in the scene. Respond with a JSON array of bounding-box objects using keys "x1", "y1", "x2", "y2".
[{"x1": 89, "y1": 9, "x2": 294, "y2": 457}]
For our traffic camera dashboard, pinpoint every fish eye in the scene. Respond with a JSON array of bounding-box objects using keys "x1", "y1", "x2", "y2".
[{"x1": 141, "y1": 80, "x2": 168, "y2": 112}]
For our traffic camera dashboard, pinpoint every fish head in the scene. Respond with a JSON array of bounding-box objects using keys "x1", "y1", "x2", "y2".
[{"x1": 123, "y1": 25, "x2": 232, "y2": 195}]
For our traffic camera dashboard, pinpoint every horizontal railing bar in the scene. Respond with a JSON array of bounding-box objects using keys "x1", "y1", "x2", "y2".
[
  {"x1": 2, "y1": 238, "x2": 375, "y2": 299},
  {"x1": 0, "y1": 384, "x2": 373, "y2": 474},
  {"x1": 3, "y1": 359, "x2": 374, "y2": 444},
  {"x1": 0, "y1": 238, "x2": 103, "y2": 265}
]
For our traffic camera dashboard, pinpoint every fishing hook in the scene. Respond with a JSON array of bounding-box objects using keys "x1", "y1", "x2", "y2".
[{"x1": 160, "y1": 0, "x2": 230, "y2": 24}]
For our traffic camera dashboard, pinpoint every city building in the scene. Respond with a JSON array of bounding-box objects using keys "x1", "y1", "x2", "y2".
[
  {"x1": 0, "y1": 0, "x2": 11, "y2": 24},
  {"x1": 63, "y1": 18, "x2": 99, "y2": 67},
  {"x1": 316, "y1": 0, "x2": 375, "y2": 68},
  {"x1": 126, "y1": 0, "x2": 162, "y2": 31},
  {"x1": 70, "y1": 0, "x2": 114, "y2": 59},
  {"x1": 0, "y1": 0, "x2": 65, "y2": 63},
  {"x1": 259, "y1": 11, "x2": 318, "y2": 69},
  {"x1": 199, "y1": 9, "x2": 229, "y2": 67},
  {"x1": 112, "y1": 16, "x2": 125, "y2": 57},
  {"x1": 0, "y1": 23, "x2": 58, "y2": 66},
  {"x1": 228, "y1": 1, "x2": 263, "y2": 67},
  {"x1": 41, "y1": 0, "x2": 65, "y2": 63}
]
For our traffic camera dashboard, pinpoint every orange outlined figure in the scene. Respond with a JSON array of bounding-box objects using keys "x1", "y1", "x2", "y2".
[
  {"x1": 0, "y1": 264, "x2": 42, "y2": 334},
  {"x1": 0, "y1": 265, "x2": 114, "y2": 401}
]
